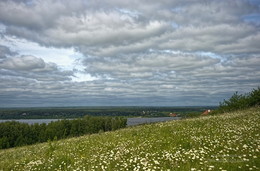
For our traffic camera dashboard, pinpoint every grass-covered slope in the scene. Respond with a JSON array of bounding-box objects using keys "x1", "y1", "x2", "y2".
[{"x1": 0, "y1": 108, "x2": 259, "y2": 171}]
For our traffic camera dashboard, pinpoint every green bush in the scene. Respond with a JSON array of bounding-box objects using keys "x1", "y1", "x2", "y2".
[
  {"x1": 216, "y1": 87, "x2": 260, "y2": 113},
  {"x1": 248, "y1": 87, "x2": 260, "y2": 107}
]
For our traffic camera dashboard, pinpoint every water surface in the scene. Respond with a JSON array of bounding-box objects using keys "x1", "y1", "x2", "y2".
[{"x1": 0, "y1": 117, "x2": 181, "y2": 126}]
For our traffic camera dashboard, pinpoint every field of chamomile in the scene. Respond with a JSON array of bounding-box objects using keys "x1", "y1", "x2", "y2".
[{"x1": 0, "y1": 108, "x2": 259, "y2": 171}]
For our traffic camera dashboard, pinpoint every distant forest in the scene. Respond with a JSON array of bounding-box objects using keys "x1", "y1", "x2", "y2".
[
  {"x1": 0, "y1": 106, "x2": 214, "y2": 119},
  {"x1": 0, "y1": 116, "x2": 126, "y2": 149}
]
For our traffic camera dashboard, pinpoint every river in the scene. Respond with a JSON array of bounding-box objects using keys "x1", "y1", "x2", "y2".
[{"x1": 0, "y1": 117, "x2": 181, "y2": 126}]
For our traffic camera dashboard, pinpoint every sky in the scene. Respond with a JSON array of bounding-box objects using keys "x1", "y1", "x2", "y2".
[{"x1": 0, "y1": 0, "x2": 260, "y2": 107}]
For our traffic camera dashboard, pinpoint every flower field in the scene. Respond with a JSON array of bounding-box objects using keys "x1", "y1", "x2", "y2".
[{"x1": 0, "y1": 108, "x2": 259, "y2": 170}]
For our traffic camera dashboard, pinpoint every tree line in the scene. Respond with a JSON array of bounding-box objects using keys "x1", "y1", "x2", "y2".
[
  {"x1": 0, "y1": 106, "x2": 209, "y2": 119},
  {"x1": 214, "y1": 87, "x2": 260, "y2": 114},
  {"x1": 0, "y1": 116, "x2": 127, "y2": 149}
]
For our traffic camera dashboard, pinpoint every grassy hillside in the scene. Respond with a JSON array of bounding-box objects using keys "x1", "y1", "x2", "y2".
[{"x1": 0, "y1": 108, "x2": 259, "y2": 171}]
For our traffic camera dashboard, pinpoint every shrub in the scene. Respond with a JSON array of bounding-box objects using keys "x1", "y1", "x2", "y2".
[
  {"x1": 248, "y1": 87, "x2": 260, "y2": 107},
  {"x1": 216, "y1": 87, "x2": 260, "y2": 113}
]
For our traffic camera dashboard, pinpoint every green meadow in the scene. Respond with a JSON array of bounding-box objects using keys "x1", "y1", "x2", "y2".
[{"x1": 0, "y1": 107, "x2": 259, "y2": 171}]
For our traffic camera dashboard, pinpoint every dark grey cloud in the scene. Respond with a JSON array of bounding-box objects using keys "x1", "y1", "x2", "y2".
[
  {"x1": 0, "y1": 0, "x2": 259, "y2": 107},
  {"x1": 0, "y1": 55, "x2": 49, "y2": 71},
  {"x1": 0, "y1": 49, "x2": 73, "y2": 83},
  {"x1": 0, "y1": 45, "x2": 16, "y2": 59},
  {"x1": 1, "y1": 0, "x2": 259, "y2": 55},
  {"x1": 83, "y1": 51, "x2": 220, "y2": 80}
]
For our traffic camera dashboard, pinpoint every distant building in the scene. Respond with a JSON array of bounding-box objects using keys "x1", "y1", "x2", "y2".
[
  {"x1": 202, "y1": 109, "x2": 211, "y2": 115},
  {"x1": 169, "y1": 113, "x2": 177, "y2": 117}
]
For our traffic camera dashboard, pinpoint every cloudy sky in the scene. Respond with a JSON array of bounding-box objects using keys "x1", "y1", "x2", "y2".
[{"x1": 0, "y1": 0, "x2": 260, "y2": 107}]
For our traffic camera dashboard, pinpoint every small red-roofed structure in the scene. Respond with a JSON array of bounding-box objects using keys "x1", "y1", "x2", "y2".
[
  {"x1": 169, "y1": 113, "x2": 177, "y2": 117},
  {"x1": 202, "y1": 109, "x2": 211, "y2": 115}
]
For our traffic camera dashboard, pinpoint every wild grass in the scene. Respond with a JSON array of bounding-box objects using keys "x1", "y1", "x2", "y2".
[{"x1": 0, "y1": 108, "x2": 259, "y2": 170}]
